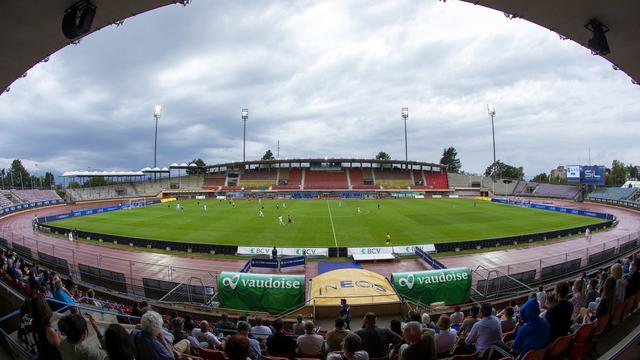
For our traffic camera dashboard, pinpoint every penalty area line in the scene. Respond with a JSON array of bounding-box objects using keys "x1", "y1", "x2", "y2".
[{"x1": 326, "y1": 200, "x2": 338, "y2": 247}]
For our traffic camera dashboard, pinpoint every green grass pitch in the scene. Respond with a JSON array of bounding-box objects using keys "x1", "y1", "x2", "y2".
[{"x1": 50, "y1": 199, "x2": 604, "y2": 247}]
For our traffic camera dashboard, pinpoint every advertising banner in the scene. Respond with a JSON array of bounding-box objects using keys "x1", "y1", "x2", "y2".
[
  {"x1": 280, "y1": 256, "x2": 306, "y2": 268},
  {"x1": 250, "y1": 258, "x2": 279, "y2": 268},
  {"x1": 581, "y1": 165, "x2": 605, "y2": 185},
  {"x1": 217, "y1": 272, "x2": 305, "y2": 313},
  {"x1": 392, "y1": 267, "x2": 471, "y2": 306},
  {"x1": 566, "y1": 165, "x2": 580, "y2": 182},
  {"x1": 309, "y1": 269, "x2": 400, "y2": 305},
  {"x1": 347, "y1": 245, "x2": 435, "y2": 256},
  {"x1": 236, "y1": 246, "x2": 329, "y2": 257}
]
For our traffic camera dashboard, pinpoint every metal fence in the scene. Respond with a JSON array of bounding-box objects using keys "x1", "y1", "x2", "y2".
[{"x1": 0, "y1": 228, "x2": 219, "y2": 300}]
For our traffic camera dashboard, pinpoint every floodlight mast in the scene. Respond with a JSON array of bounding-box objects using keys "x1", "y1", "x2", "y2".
[
  {"x1": 241, "y1": 108, "x2": 249, "y2": 162},
  {"x1": 401, "y1": 107, "x2": 409, "y2": 166},
  {"x1": 487, "y1": 104, "x2": 497, "y2": 180},
  {"x1": 153, "y1": 105, "x2": 162, "y2": 180}
]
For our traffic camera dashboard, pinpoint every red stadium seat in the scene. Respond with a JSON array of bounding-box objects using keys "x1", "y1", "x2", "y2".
[
  {"x1": 199, "y1": 349, "x2": 228, "y2": 360},
  {"x1": 450, "y1": 353, "x2": 479, "y2": 360},
  {"x1": 546, "y1": 335, "x2": 572, "y2": 359},
  {"x1": 570, "y1": 323, "x2": 595, "y2": 360},
  {"x1": 592, "y1": 314, "x2": 609, "y2": 336},
  {"x1": 502, "y1": 330, "x2": 515, "y2": 343},
  {"x1": 520, "y1": 349, "x2": 546, "y2": 360}
]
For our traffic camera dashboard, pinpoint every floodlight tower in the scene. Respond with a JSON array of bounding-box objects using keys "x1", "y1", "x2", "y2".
[
  {"x1": 401, "y1": 107, "x2": 409, "y2": 165},
  {"x1": 153, "y1": 105, "x2": 162, "y2": 180},
  {"x1": 487, "y1": 104, "x2": 497, "y2": 180},
  {"x1": 241, "y1": 108, "x2": 249, "y2": 162}
]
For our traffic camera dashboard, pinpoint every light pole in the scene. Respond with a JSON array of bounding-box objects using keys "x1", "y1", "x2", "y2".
[
  {"x1": 401, "y1": 107, "x2": 408, "y2": 166},
  {"x1": 487, "y1": 104, "x2": 497, "y2": 180},
  {"x1": 153, "y1": 105, "x2": 162, "y2": 180},
  {"x1": 241, "y1": 108, "x2": 249, "y2": 162}
]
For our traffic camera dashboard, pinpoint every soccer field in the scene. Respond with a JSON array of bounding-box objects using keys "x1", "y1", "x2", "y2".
[{"x1": 51, "y1": 199, "x2": 604, "y2": 247}]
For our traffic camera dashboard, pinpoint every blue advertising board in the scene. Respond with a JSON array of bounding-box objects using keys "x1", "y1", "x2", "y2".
[
  {"x1": 580, "y1": 166, "x2": 606, "y2": 185},
  {"x1": 280, "y1": 256, "x2": 306, "y2": 268},
  {"x1": 250, "y1": 258, "x2": 279, "y2": 268},
  {"x1": 37, "y1": 199, "x2": 160, "y2": 223},
  {"x1": 492, "y1": 198, "x2": 614, "y2": 221},
  {"x1": 0, "y1": 199, "x2": 64, "y2": 217}
]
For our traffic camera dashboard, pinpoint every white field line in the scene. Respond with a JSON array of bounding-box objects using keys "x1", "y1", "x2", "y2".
[{"x1": 326, "y1": 200, "x2": 338, "y2": 247}]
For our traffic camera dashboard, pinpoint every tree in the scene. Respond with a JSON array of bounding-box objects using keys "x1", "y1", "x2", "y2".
[
  {"x1": 8, "y1": 159, "x2": 30, "y2": 188},
  {"x1": 440, "y1": 147, "x2": 462, "y2": 173},
  {"x1": 261, "y1": 150, "x2": 275, "y2": 161},
  {"x1": 186, "y1": 158, "x2": 207, "y2": 175},
  {"x1": 605, "y1": 160, "x2": 627, "y2": 186},
  {"x1": 67, "y1": 181, "x2": 81, "y2": 189},
  {"x1": 532, "y1": 173, "x2": 549, "y2": 183},
  {"x1": 43, "y1": 172, "x2": 55, "y2": 187},
  {"x1": 484, "y1": 160, "x2": 524, "y2": 180},
  {"x1": 375, "y1": 151, "x2": 391, "y2": 160},
  {"x1": 83, "y1": 177, "x2": 110, "y2": 188},
  {"x1": 626, "y1": 164, "x2": 638, "y2": 180}
]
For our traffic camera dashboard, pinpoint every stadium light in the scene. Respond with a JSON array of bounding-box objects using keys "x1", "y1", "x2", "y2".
[
  {"x1": 241, "y1": 108, "x2": 249, "y2": 162},
  {"x1": 487, "y1": 104, "x2": 497, "y2": 180},
  {"x1": 401, "y1": 107, "x2": 409, "y2": 165},
  {"x1": 153, "y1": 105, "x2": 162, "y2": 180}
]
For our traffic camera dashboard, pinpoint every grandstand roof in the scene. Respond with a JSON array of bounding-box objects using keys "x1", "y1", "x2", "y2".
[
  {"x1": 1, "y1": 0, "x2": 639, "y2": 94},
  {"x1": 61, "y1": 170, "x2": 145, "y2": 177},
  {"x1": 205, "y1": 158, "x2": 446, "y2": 171}
]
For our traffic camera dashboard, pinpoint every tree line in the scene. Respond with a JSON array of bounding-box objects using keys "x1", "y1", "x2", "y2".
[{"x1": 0, "y1": 159, "x2": 55, "y2": 189}]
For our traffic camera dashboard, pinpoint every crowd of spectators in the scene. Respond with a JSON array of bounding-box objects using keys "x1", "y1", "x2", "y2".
[{"x1": 3, "y1": 247, "x2": 640, "y2": 360}]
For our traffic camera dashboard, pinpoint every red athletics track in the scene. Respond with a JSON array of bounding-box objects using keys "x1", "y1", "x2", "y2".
[{"x1": 1, "y1": 199, "x2": 639, "y2": 290}]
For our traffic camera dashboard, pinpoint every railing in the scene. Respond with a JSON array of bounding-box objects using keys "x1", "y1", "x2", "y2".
[{"x1": 0, "y1": 227, "x2": 220, "y2": 301}]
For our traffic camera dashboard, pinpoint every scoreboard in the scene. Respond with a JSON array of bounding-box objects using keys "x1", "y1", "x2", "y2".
[{"x1": 567, "y1": 165, "x2": 605, "y2": 185}]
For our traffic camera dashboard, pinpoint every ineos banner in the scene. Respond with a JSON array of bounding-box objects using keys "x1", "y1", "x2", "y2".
[
  {"x1": 217, "y1": 272, "x2": 305, "y2": 313},
  {"x1": 236, "y1": 246, "x2": 329, "y2": 257},
  {"x1": 392, "y1": 267, "x2": 471, "y2": 306}
]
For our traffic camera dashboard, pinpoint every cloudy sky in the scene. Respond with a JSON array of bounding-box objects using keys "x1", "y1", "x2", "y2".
[{"x1": 1, "y1": 0, "x2": 639, "y2": 178}]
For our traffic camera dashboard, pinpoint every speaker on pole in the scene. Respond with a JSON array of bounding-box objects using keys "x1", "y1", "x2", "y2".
[{"x1": 62, "y1": 1, "x2": 97, "y2": 40}]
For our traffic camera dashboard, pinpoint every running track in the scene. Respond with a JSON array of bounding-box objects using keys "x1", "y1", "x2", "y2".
[{"x1": 1, "y1": 199, "x2": 639, "y2": 295}]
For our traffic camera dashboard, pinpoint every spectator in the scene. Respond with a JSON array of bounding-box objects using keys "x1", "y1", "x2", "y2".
[
  {"x1": 355, "y1": 312, "x2": 403, "y2": 358},
  {"x1": 511, "y1": 299, "x2": 550, "y2": 357},
  {"x1": 53, "y1": 279, "x2": 75, "y2": 305},
  {"x1": 536, "y1": 286, "x2": 547, "y2": 309},
  {"x1": 398, "y1": 321, "x2": 436, "y2": 360},
  {"x1": 327, "y1": 333, "x2": 369, "y2": 360},
  {"x1": 192, "y1": 320, "x2": 222, "y2": 349},
  {"x1": 460, "y1": 305, "x2": 479, "y2": 335},
  {"x1": 293, "y1": 314, "x2": 306, "y2": 335},
  {"x1": 390, "y1": 319, "x2": 403, "y2": 338},
  {"x1": 226, "y1": 335, "x2": 251, "y2": 360},
  {"x1": 497, "y1": 301, "x2": 519, "y2": 320},
  {"x1": 86, "y1": 289, "x2": 100, "y2": 307},
  {"x1": 251, "y1": 317, "x2": 273, "y2": 340},
  {"x1": 216, "y1": 313, "x2": 237, "y2": 335},
  {"x1": 406, "y1": 310, "x2": 422, "y2": 323},
  {"x1": 586, "y1": 278, "x2": 600, "y2": 305},
  {"x1": 58, "y1": 312, "x2": 108, "y2": 360},
  {"x1": 326, "y1": 317, "x2": 350, "y2": 352},
  {"x1": 339, "y1": 298, "x2": 352, "y2": 330},
  {"x1": 170, "y1": 317, "x2": 198, "y2": 353},
  {"x1": 465, "y1": 303, "x2": 504, "y2": 355},
  {"x1": 625, "y1": 258, "x2": 640, "y2": 300},
  {"x1": 500, "y1": 307, "x2": 517, "y2": 334},
  {"x1": 435, "y1": 316, "x2": 457, "y2": 355},
  {"x1": 236, "y1": 321, "x2": 261, "y2": 360},
  {"x1": 29, "y1": 296, "x2": 62, "y2": 360},
  {"x1": 296, "y1": 321, "x2": 326, "y2": 357},
  {"x1": 571, "y1": 279, "x2": 586, "y2": 320},
  {"x1": 421, "y1": 313, "x2": 435, "y2": 330},
  {"x1": 131, "y1": 310, "x2": 180, "y2": 360},
  {"x1": 596, "y1": 277, "x2": 617, "y2": 318},
  {"x1": 104, "y1": 323, "x2": 135, "y2": 360},
  {"x1": 545, "y1": 282, "x2": 573, "y2": 342},
  {"x1": 266, "y1": 318, "x2": 296, "y2": 355},
  {"x1": 611, "y1": 264, "x2": 627, "y2": 305},
  {"x1": 184, "y1": 315, "x2": 196, "y2": 332},
  {"x1": 449, "y1": 306, "x2": 464, "y2": 330}
]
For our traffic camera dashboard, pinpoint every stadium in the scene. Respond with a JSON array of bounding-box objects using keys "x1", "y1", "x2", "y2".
[{"x1": 1, "y1": 1, "x2": 640, "y2": 360}]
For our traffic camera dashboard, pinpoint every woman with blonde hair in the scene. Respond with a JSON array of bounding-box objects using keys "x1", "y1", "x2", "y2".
[
  {"x1": 570, "y1": 278, "x2": 586, "y2": 320},
  {"x1": 610, "y1": 264, "x2": 627, "y2": 305}
]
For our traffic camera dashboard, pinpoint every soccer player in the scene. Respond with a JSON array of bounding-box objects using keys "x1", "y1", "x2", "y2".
[
  {"x1": 288, "y1": 214, "x2": 294, "y2": 224},
  {"x1": 276, "y1": 204, "x2": 279, "y2": 210},
  {"x1": 385, "y1": 233, "x2": 391, "y2": 246},
  {"x1": 585, "y1": 227, "x2": 591, "y2": 240},
  {"x1": 176, "y1": 203, "x2": 180, "y2": 211},
  {"x1": 338, "y1": 201, "x2": 342, "y2": 207},
  {"x1": 357, "y1": 207, "x2": 361, "y2": 215},
  {"x1": 377, "y1": 203, "x2": 380, "y2": 209},
  {"x1": 282, "y1": 203, "x2": 286, "y2": 208},
  {"x1": 204, "y1": 204, "x2": 208, "y2": 212},
  {"x1": 259, "y1": 209, "x2": 264, "y2": 217},
  {"x1": 232, "y1": 202, "x2": 236, "y2": 208},
  {"x1": 278, "y1": 215, "x2": 284, "y2": 225}
]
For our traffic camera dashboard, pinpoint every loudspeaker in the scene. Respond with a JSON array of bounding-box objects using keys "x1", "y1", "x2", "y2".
[{"x1": 62, "y1": 2, "x2": 97, "y2": 40}]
